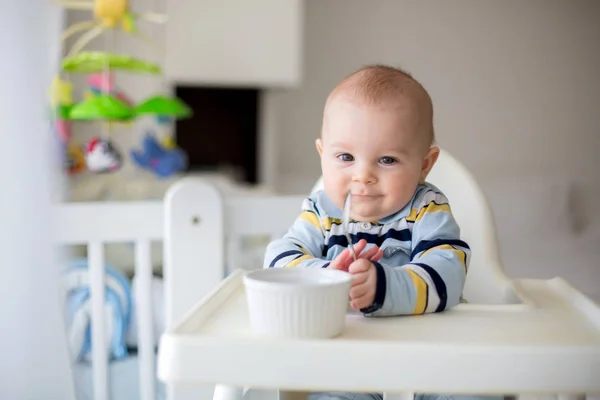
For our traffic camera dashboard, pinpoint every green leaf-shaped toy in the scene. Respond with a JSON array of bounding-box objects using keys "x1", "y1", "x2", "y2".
[
  {"x1": 135, "y1": 95, "x2": 192, "y2": 119},
  {"x1": 62, "y1": 52, "x2": 161, "y2": 74},
  {"x1": 56, "y1": 104, "x2": 73, "y2": 119},
  {"x1": 68, "y1": 95, "x2": 134, "y2": 121}
]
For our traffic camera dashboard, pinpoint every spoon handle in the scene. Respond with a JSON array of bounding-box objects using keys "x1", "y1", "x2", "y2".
[
  {"x1": 343, "y1": 192, "x2": 357, "y2": 261},
  {"x1": 346, "y1": 233, "x2": 357, "y2": 261}
]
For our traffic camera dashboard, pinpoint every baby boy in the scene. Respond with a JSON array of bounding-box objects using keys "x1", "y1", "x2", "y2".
[{"x1": 264, "y1": 65, "x2": 500, "y2": 400}]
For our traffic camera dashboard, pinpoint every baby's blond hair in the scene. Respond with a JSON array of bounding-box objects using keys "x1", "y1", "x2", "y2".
[{"x1": 326, "y1": 64, "x2": 435, "y2": 147}]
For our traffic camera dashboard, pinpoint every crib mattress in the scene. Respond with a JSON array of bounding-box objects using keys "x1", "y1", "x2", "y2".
[{"x1": 158, "y1": 270, "x2": 600, "y2": 395}]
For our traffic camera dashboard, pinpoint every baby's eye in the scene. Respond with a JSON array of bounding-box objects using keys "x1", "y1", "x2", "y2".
[
  {"x1": 379, "y1": 156, "x2": 397, "y2": 165},
  {"x1": 337, "y1": 153, "x2": 354, "y2": 162}
]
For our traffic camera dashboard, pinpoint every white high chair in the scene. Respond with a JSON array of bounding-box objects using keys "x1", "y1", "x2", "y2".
[{"x1": 158, "y1": 148, "x2": 600, "y2": 400}]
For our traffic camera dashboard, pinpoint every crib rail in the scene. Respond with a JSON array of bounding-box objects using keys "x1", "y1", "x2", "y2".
[
  {"x1": 54, "y1": 181, "x2": 309, "y2": 400},
  {"x1": 55, "y1": 201, "x2": 163, "y2": 400},
  {"x1": 55, "y1": 201, "x2": 163, "y2": 244}
]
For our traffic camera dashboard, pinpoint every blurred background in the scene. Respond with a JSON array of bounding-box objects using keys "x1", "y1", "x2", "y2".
[
  {"x1": 65, "y1": 0, "x2": 600, "y2": 300},
  {"x1": 2, "y1": 0, "x2": 599, "y2": 398}
]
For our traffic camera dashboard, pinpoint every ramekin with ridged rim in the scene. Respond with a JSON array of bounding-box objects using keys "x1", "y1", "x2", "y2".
[{"x1": 243, "y1": 268, "x2": 352, "y2": 339}]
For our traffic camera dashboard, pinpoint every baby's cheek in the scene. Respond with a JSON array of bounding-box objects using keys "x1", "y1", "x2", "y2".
[{"x1": 323, "y1": 178, "x2": 345, "y2": 207}]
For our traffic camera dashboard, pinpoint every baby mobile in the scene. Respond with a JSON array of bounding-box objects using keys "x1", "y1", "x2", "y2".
[{"x1": 50, "y1": 0, "x2": 192, "y2": 178}]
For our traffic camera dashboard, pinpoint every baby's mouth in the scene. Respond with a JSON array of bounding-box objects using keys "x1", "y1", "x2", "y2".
[{"x1": 352, "y1": 193, "x2": 381, "y2": 200}]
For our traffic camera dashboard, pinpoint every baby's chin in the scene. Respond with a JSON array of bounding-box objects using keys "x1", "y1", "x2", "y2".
[{"x1": 350, "y1": 207, "x2": 389, "y2": 223}]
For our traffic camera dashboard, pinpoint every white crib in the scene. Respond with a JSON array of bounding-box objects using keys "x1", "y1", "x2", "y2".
[
  {"x1": 56, "y1": 200, "x2": 165, "y2": 400},
  {"x1": 55, "y1": 151, "x2": 600, "y2": 400},
  {"x1": 55, "y1": 179, "x2": 305, "y2": 400}
]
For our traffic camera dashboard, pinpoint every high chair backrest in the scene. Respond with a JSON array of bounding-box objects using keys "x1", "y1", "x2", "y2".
[{"x1": 311, "y1": 148, "x2": 517, "y2": 305}]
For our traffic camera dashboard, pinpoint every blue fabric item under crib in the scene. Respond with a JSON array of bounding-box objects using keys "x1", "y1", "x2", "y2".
[
  {"x1": 80, "y1": 288, "x2": 127, "y2": 361},
  {"x1": 64, "y1": 259, "x2": 133, "y2": 362}
]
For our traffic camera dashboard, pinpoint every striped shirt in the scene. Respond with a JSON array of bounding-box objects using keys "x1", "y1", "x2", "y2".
[{"x1": 263, "y1": 182, "x2": 470, "y2": 316}]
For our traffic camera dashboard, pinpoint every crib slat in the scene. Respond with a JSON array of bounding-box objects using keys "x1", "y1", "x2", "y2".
[
  {"x1": 135, "y1": 239, "x2": 155, "y2": 400},
  {"x1": 88, "y1": 241, "x2": 108, "y2": 400}
]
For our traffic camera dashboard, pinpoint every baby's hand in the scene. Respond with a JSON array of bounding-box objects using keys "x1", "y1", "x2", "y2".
[
  {"x1": 348, "y1": 259, "x2": 377, "y2": 310},
  {"x1": 328, "y1": 239, "x2": 383, "y2": 272}
]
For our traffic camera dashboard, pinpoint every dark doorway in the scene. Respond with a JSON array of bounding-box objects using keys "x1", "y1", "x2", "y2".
[{"x1": 174, "y1": 86, "x2": 259, "y2": 184}]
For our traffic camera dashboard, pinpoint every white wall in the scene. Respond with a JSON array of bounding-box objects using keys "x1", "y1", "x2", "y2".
[
  {"x1": 271, "y1": 0, "x2": 600, "y2": 300},
  {"x1": 165, "y1": 0, "x2": 303, "y2": 87},
  {"x1": 0, "y1": 3, "x2": 75, "y2": 399}
]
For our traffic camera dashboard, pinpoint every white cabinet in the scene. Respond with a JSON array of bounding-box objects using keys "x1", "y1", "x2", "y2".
[{"x1": 165, "y1": 0, "x2": 303, "y2": 87}]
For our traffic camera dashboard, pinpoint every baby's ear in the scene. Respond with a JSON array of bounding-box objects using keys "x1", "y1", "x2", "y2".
[
  {"x1": 419, "y1": 146, "x2": 440, "y2": 183},
  {"x1": 315, "y1": 138, "x2": 323, "y2": 156}
]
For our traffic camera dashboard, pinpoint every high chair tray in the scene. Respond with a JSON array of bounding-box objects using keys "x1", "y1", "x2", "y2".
[{"x1": 158, "y1": 269, "x2": 600, "y2": 394}]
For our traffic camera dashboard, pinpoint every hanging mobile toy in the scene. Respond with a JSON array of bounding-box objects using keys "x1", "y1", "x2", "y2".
[
  {"x1": 129, "y1": 99, "x2": 192, "y2": 178},
  {"x1": 86, "y1": 72, "x2": 133, "y2": 106},
  {"x1": 49, "y1": 76, "x2": 75, "y2": 143},
  {"x1": 73, "y1": 71, "x2": 130, "y2": 174},
  {"x1": 84, "y1": 137, "x2": 122, "y2": 173},
  {"x1": 51, "y1": 0, "x2": 193, "y2": 177},
  {"x1": 57, "y1": 0, "x2": 167, "y2": 58},
  {"x1": 130, "y1": 133, "x2": 187, "y2": 179},
  {"x1": 65, "y1": 143, "x2": 86, "y2": 175}
]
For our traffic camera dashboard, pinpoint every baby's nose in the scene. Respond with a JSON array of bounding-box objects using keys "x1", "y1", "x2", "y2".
[{"x1": 352, "y1": 166, "x2": 377, "y2": 184}]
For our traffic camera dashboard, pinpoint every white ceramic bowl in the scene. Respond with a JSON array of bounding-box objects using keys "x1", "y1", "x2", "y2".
[{"x1": 243, "y1": 268, "x2": 352, "y2": 339}]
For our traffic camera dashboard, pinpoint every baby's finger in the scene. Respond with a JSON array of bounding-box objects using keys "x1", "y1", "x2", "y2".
[
  {"x1": 350, "y1": 239, "x2": 367, "y2": 256},
  {"x1": 348, "y1": 259, "x2": 372, "y2": 274},
  {"x1": 349, "y1": 281, "x2": 369, "y2": 299},
  {"x1": 330, "y1": 240, "x2": 368, "y2": 271},
  {"x1": 350, "y1": 296, "x2": 372, "y2": 310},
  {"x1": 328, "y1": 256, "x2": 344, "y2": 270},
  {"x1": 351, "y1": 271, "x2": 369, "y2": 286},
  {"x1": 358, "y1": 246, "x2": 379, "y2": 261},
  {"x1": 350, "y1": 290, "x2": 374, "y2": 309},
  {"x1": 331, "y1": 242, "x2": 360, "y2": 269},
  {"x1": 369, "y1": 249, "x2": 383, "y2": 262},
  {"x1": 338, "y1": 240, "x2": 366, "y2": 264},
  {"x1": 330, "y1": 251, "x2": 351, "y2": 270}
]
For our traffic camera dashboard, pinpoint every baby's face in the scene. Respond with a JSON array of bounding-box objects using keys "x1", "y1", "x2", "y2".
[{"x1": 317, "y1": 97, "x2": 432, "y2": 222}]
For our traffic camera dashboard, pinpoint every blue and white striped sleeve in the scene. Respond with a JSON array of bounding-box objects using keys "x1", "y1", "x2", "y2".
[
  {"x1": 263, "y1": 197, "x2": 331, "y2": 269},
  {"x1": 362, "y1": 189, "x2": 469, "y2": 316}
]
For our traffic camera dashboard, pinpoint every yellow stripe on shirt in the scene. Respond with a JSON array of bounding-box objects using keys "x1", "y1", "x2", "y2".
[
  {"x1": 420, "y1": 244, "x2": 467, "y2": 272},
  {"x1": 407, "y1": 269, "x2": 428, "y2": 314},
  {"x1": 298, "y1": 210, "x2": 322, "y2": 232},
  {"x1": 406, "y1": 202, "x2": 451, "y2": 223},
  {"x1": 285, "y1": 254, "x2": 313, "y2": 267},
  {"x1": 321, "y1": 217, "x2": 342, "y2": 231}
]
